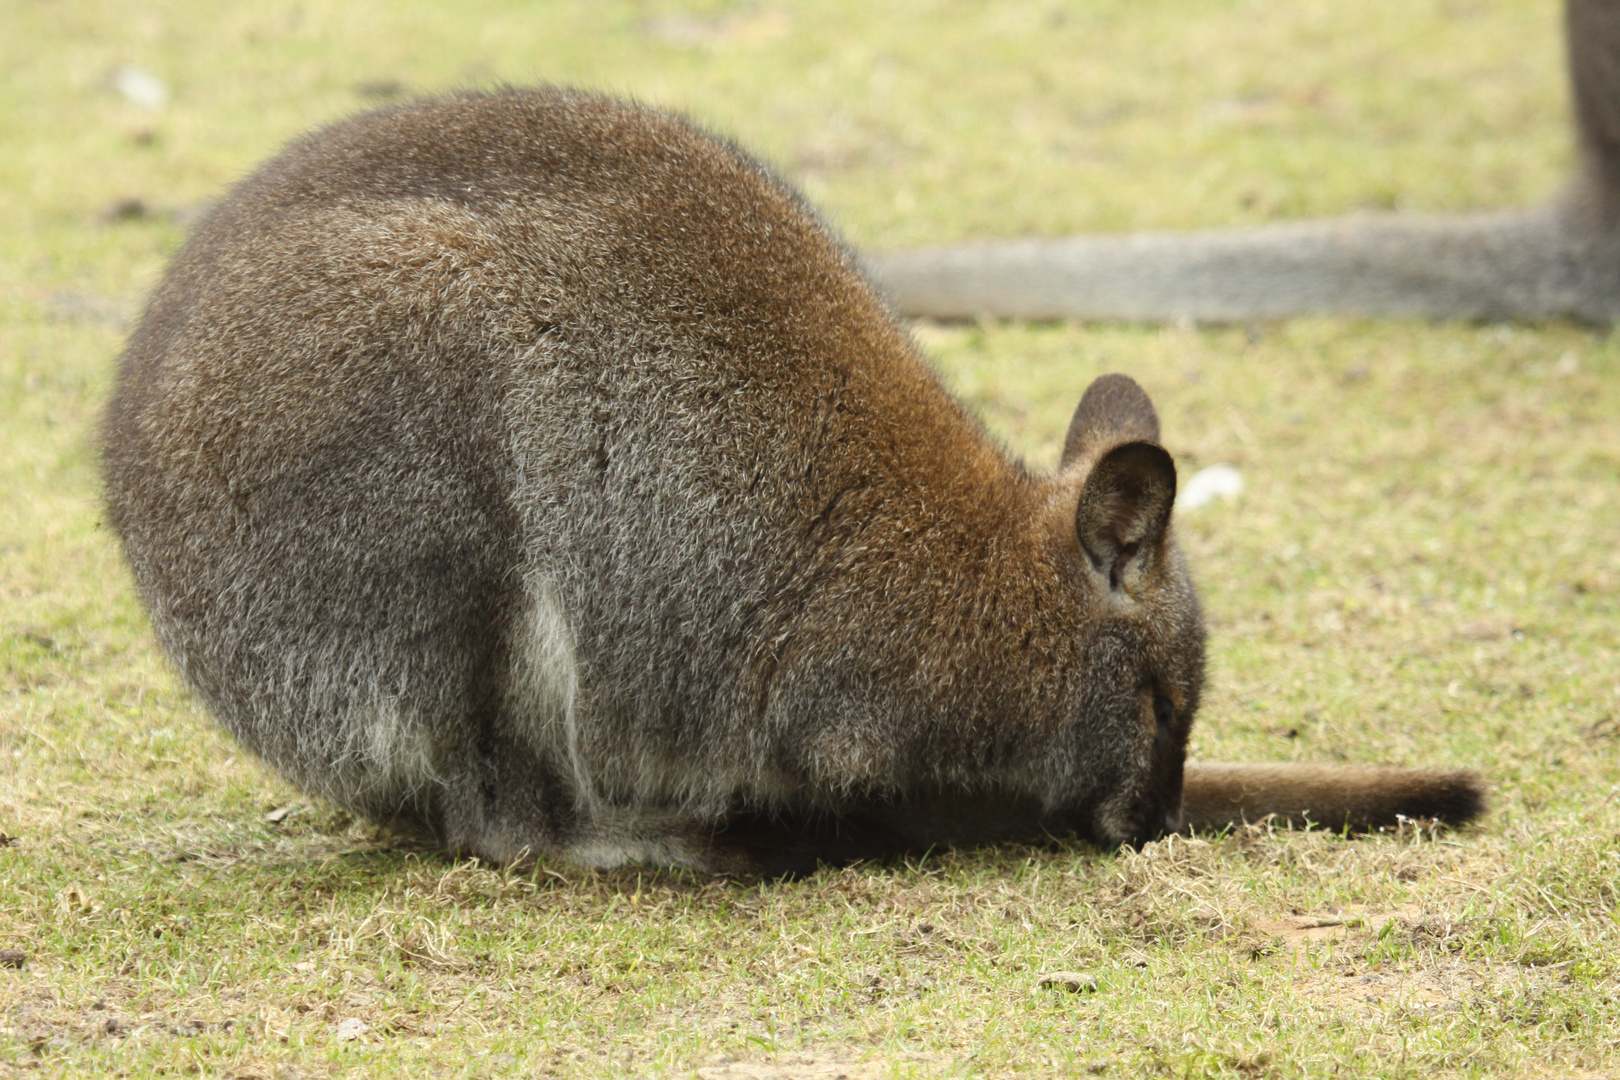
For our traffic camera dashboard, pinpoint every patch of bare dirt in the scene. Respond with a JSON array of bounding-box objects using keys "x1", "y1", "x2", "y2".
[{"x1": 1249, "y1": 904, "x2": 1421, "y2": 950}]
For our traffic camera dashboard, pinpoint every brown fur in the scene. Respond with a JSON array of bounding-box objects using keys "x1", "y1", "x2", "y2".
[
  {"x1": 864, "y1": 0, "x2": 1620, "y2": 324},
  {"x1": 102, "y1": 88, "x2": 1482, "y2": 877},
  {"x1": 1182, "y1": 763, "x2": 1486, "y2": 834}
]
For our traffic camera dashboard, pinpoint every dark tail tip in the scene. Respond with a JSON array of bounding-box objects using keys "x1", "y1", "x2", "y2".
[
  {"x1": 1181, "y1": 762, "x2": 1490, "y2": 835},
  {"x1": 1400, "y1": 768, "x2": 1488, "y2": 827}
]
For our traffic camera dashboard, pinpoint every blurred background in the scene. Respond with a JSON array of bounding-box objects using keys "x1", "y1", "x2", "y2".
[{"x1": 4, "y1": 0, "x2": 1570, "y2": 306}]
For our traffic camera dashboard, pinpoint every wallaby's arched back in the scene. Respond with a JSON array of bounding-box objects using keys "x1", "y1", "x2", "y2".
[
  {"x1": 865, "y1": 0, "x2": 1620, "y2": 323},
  {"x1": 103, "y1": 89, "x2": 1482, "y2": 876}
]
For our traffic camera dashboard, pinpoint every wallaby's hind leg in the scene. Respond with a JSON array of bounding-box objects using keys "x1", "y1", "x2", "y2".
[
  {"x1": 421, "y1": 727, "x2": 578, "y2": 865},
  {"x1": 419, "y1": 728, "x2": 772, "y2": 872},
  {"x1": 864, "y1": 0, "x2": 1620, "y2": 324},
  {"x1": 1567, "y1": 0, "x2": 1620, "y2": 223}
]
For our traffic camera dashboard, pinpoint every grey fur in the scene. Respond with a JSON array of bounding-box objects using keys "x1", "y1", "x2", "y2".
[{"x1": 864, "y1": 0, "x2": 1620, "y2": 324}]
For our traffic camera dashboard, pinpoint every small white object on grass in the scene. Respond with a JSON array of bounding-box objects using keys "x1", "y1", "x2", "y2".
[
  {"x1": 1177, "y1": 463, "x2": 1243, "y2": 511},
  {"x1": 334, "y1": 1017, "x2": 369, "y2": 1042},
  {"x1": 113, "y1": 67, "x2": 167, "y2": 109}
]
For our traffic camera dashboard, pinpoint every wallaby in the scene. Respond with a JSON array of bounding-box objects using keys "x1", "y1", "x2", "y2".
[
  {"x1": 864, "y1": 0, "x2": 1620, "y2": 323},
  {"x1": 102, "y1": 89, "x2": 1483, "y2": 877}
]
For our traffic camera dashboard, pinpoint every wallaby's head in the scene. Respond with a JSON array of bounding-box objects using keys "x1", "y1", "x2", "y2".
[{"x1": 1048, "y1": 374, "x2": 1203, "y2": 848}]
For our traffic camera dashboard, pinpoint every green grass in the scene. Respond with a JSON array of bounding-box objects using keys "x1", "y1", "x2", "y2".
[{"x1": 3, "y1": 0, "x2": 1619, "y2": 1077}]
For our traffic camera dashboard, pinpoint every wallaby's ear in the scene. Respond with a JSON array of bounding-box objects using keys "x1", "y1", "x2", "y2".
[
  {"x1": 1062, "y1": 374, "x2": 1161, "y2": 469},
  {"x1": 1075, "y1": 441, "x2": 1177, "y2": 594}
]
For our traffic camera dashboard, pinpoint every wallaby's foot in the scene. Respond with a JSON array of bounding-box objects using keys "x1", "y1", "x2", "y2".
[{"x1": 1181, "y1": 762, "x2": 1487, "y2": 834}]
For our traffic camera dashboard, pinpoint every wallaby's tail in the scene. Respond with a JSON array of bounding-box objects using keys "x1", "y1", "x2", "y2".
[
  {"x1": 1181, "y1": 762, "x2": 1487, "y2": 834},
  {"x1": 862, "y1": 207, "x2": 1620, "y2": 324}
]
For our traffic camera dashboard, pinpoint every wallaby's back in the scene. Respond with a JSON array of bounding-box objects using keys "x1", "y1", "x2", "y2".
[{"x1": 106, "y1": 90, "x2": 1206, "y2": 872}]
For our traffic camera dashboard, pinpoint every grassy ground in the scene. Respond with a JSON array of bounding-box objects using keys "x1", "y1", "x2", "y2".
[{"x1": 3, "y1": 0, "x2": 1618, "y2": 1076}]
